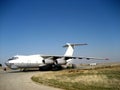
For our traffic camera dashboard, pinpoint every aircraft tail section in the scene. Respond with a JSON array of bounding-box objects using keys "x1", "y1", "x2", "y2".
[{"x1": 63, "y1": 43, "x2": 87, "y2": 56}]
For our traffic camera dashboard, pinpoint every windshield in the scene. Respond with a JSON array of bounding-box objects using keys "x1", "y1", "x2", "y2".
[{"x1": 8, "y1": 57, "x2": 18, "y2": 61}]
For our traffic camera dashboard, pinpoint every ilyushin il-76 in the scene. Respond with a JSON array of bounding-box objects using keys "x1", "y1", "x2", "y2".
[{"x1": 5, "y1": 43, "x2": 109, "y2": 71}]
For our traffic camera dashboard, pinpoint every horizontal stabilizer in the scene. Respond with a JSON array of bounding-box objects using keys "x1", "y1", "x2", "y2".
[{"x1": 63, "y1": 43, "x2": 88, "y2": 47}]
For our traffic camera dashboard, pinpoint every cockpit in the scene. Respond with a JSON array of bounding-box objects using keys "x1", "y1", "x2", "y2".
[{"x1": 8, "y1": 57, "x2": 19, "y2": 61}]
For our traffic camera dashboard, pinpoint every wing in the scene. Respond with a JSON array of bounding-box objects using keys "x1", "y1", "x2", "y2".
[{"x1": 41, "y1": 55, "x2": 109, "y2": 60}]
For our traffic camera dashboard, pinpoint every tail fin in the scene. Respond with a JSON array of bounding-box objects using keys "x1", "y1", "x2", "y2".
[{"x1": 63, "y1": 43, "x2": 88, "y2": 56}]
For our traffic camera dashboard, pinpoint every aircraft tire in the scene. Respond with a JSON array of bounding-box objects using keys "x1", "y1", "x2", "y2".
[
  {"x1": 39, "y1": 64, "x2": 52, "y2": 71},
  {"x1": 52, "y1": 64, "x2": 62, "y2": 71}
]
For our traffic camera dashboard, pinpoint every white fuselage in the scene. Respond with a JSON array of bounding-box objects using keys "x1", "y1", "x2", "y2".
[{"x1": 5, "y1": 55, "x2": 46, "y2": 69}]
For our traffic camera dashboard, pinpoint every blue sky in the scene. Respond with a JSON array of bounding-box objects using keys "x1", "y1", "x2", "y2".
[{"x1": 0, "y1": 0, "x2": 120, "y2": 64}]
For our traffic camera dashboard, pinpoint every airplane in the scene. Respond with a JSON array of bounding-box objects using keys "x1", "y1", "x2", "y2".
[{"x1": 5, "y1": 43, "x2": 109, "y2": 71}]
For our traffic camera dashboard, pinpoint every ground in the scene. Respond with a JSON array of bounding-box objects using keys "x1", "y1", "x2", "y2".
[
  {"x1": 0, "y1": 68, "x2": 62, "y2": 90},
  {"x1": 32, "y1": 62, "x2": 120, "y2": 90}
]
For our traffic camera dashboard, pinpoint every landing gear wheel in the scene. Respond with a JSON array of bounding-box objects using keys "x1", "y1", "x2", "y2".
[
  {"x1": 52, "y1": 64, "x2": 62, "y2": 71},
  {"x1": 39, "y1": 64, "x2": 52, "y2": 71}
]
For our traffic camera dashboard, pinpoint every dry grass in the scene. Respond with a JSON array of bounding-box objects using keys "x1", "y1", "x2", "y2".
[{"x1": 32, "y1": 65, "x2": 120, "y2": 90}]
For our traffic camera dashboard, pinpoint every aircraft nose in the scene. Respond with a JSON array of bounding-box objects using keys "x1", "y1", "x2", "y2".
[
  {"x1": 5, "y1": 61, "x2": 10, "y2": 67},
  {"x1": 5, "y1": 61, "x2": 18, "y2": 69}
]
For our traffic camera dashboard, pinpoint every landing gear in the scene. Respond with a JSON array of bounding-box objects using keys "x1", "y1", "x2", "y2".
[
  {"x1": 39, "y1": 64, "x2": 63, "y2": 71},
  {"x1": 52, "y1": 64, "x2": 62, "y2": 71},
  {"x1": 20, "y1": 68, "x2": 27, "y2": 72},
  {"x1": 39, "y1": 64, "x2": 53, "y2": 71}
]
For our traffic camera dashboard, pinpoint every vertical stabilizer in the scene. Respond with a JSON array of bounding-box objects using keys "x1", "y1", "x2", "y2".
[{"x1": 63, "y1": 43, "x2": 87, "y2": 56}]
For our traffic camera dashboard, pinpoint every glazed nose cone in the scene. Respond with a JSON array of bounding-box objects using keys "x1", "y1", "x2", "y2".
[{"x1": 5, "y1": 61, "x2": 10, "y2": 67}]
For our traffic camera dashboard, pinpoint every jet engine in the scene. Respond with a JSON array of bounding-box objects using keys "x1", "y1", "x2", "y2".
[
  {"x1": 42, "y1": 59, "x2": 54, "y2": 64},
  {"x1": 56, "y1": 58, "x2": 66, "y2": 65}
]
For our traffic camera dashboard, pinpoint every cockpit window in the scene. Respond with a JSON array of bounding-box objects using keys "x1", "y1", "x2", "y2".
[{"x1": 8, "y1": 57, "x2": 18, "y2": 61}]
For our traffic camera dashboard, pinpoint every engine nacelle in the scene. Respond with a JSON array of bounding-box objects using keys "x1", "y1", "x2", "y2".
[
  {"x1": 56, "y1": 58, "x2": 66, "y2": 65},
  {"x1": 43, "y1": 59, "x2": 54, "y2": 64}
]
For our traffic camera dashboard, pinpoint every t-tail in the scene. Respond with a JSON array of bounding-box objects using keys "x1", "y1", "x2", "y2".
[{"x1": 63, "y1": 43, "x2": 88, "y2": 56}]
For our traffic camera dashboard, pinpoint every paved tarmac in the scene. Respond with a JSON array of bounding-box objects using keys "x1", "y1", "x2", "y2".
[{"x1": 0, "y1": 69, "x2": 62, "y2": 90}]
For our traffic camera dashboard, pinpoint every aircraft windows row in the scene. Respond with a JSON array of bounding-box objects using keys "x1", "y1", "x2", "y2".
[{"x1": 8, "y1": 57, "x2": 18, "y2": 61}]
